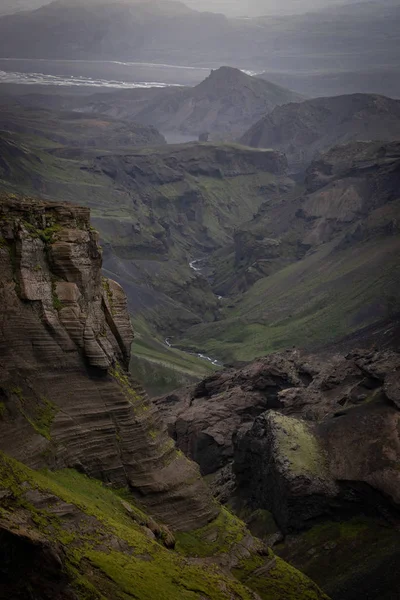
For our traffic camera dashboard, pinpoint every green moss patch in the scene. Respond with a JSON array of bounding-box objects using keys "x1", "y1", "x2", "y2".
[
  {"x1": 234, "y1": 552, "x2": 330, "y2": 600},
  {"x1": 276, "y1": 516, "x2": 400, "y2": 598},
  {"x1": 270, "y1": 413, "x2": 328, "y2": 478},
  {"x1": 175, "y1": 507, "x2": 248, "y2": 558},
  {"x1": 14, "y1": 390, "x2": 58, "y2": 441}
]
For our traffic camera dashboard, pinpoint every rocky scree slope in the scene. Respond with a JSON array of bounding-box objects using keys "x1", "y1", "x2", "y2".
[
  {"x1": 0, "y1": 193, "x2": 329, "y2": 600},
  {"x1": 240, "y1": 93, "x2": 400, "y2": 173},
  {"x1": 156, "y1": 346, "x2": 400, "y2": 600},
  {"x1": 82, "y1": 67, "x2": 303, "y2": 140},
  {"x1": 179, "y1": 140, "x2": 400, "y2": 362}
]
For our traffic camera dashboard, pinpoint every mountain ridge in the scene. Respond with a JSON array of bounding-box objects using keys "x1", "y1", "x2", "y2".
[
  {"x1": 240, "y1": 93, "x2": 400, "y2": 172},
  {"x1": 80, "y1": 66, "x2": 303, "y2": 139}
]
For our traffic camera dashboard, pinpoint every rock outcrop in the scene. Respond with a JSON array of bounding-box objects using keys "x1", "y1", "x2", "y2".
[
  {"x1": 157, "y1": 348, "x2": 400, "y2": 526},
  {"x1": 156, "y1": 352, "x2": 311, "y2": 481},
  {"x1": 0, "y1": 194, "x2": 216, "y2": 531}
]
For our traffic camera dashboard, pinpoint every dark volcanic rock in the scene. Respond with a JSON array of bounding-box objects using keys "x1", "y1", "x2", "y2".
[
  {"x1": 155, "y1": 351, "x2": 311, "y2": 476},
  {"x1": 234, "y1": 411, "x2": 339, "y2": 532},
  {"x1": 0, "y1": 522, "x2": 74, "y2": 600},
  {"x1": 157, "y1": 348, "x2": 400, "y2": 530}
]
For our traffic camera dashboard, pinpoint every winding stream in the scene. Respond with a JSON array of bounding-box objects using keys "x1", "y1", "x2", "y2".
[
  {"x1": 189, "y1": 259, "x2": 203, "y2": 272},
  {"x1": 160, "y1": 259, "x2": 223, "y2": 366},
  {"x1": 164, "y1": 338, "x2": 222, "y2": 367}
]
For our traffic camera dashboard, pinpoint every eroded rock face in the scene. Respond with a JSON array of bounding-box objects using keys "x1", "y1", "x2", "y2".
[
  {"x1": 0, "y1": 195, "x2": 217, "y2": 531},
  {"x1": 155, "y1": 351, "x2": 309, "y2": 477},
  {"x1": 157, "y1": 348, "x2": 400, "y2": 531},
  {"x1": 235, "y1": 412, "x2": 339, "y2": 532}
]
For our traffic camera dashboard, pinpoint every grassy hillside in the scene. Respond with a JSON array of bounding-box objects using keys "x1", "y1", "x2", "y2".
[
  {"x1": 130, "y1": 318, "x2": 217, "y2": 397},
  {"x1": 177, "y1": 141, "x2": 400, "y2": 361},
  {"x1": 178, "y1": 234, "x2": 400, "y2": 362}
]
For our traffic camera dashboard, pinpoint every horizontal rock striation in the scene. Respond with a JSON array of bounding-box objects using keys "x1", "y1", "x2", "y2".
[{"x1": 0, "y1": 194, "x2": 217, "y2": 531}]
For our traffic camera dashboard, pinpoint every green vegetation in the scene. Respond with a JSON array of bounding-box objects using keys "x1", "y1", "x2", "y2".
[
  {"x1": 130, "y1": 318, "x2": 216, "y2": 397},
  {"x1": 0, "y1": 454, "x2": 258, "y2": 600},
  {"x1": 235, "y1": 508, "x2": 279, "y2": 539},
  {"x1": 102, "y1": 277, "x2": 115, "y2": 315},
  {"x1": 110, "y1": 361, "x2": 148, "y2": 413},
  {"x1": 234, "y1": 552, "x2": 330, "y2": 600},
  {"x1": 175, "y1": 507, "x2": 248, "y2": 558},
  {"x1": 51, "y1": 280, "x2": 63, "y2": 311},
  {"x1": 32, "y1": 397, "x2": 59, "y2": 440},
  {"x1": 12, "y1": 388, "x2": 58, "y2": 440},
  {"x1": 0, "y1": 453, "x2": 327, "y2": 600},
  {"x1": 270, "y1": 413, "x2": 327, "y2": 478},
  {"x1": 39, "y1": 224, "x2": 62, "y2": 244},
  {"x1": 274, "y1": 517, "x2": 400, "y2": 598},
  {"x1": 179, "y1": 236, "x2": 400, "y2": 362},
  {"x1": 23, "y1": 221, "x2": 62, "y2": 244}
]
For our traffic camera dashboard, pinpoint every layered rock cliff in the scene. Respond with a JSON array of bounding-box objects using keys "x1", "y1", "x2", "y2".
[
  {"x1": 0, "y1": 194, "x2": 216, "y2": 531},
  {"x1": 0, "y1": 193, "x2": 329, "y2": 600}
]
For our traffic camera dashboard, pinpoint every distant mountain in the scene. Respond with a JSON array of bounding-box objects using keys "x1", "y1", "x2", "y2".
[
  {"x1": 0, "y1": 0, "x2": 398, "y2": 83},
  {"x1": 82, "y1": 67, "x2": 303, "y2": 138},
  {"x1": 240, "y1": 93, "x2": 400, "y2": 172},
  {"x1": 185, "y1": 0, "x2": 367, "y2": 17},
  {"x1": 0, "y1": 0, "x2": 50, "y2": 16}
]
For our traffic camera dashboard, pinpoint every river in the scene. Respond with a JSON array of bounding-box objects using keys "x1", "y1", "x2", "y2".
[{"x1": 0, "y1": 59, "x2": 259, "y2": 90}]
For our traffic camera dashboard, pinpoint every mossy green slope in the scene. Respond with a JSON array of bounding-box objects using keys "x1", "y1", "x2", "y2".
[{"x1": 0, "y1": 452, "x2": 329, "y2": 600}]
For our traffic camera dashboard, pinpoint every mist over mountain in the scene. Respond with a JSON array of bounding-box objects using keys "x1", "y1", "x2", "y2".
[
  {"x1": 0, "y1": 0, "x2": 375, "y2": 18},
  {"x1": 78, "y1": 66, "x2": 303, "y2": 139},
  {"x1": 0, "y1": 0, "x2": 398, "y2": 81},
  {"x1": 0, "y1": 1, "x2": 400, "y2": 599}
]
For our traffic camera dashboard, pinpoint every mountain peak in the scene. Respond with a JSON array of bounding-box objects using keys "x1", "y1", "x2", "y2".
[{"x1": 196, "y1": 66, "x2": 253, "y2": 92}]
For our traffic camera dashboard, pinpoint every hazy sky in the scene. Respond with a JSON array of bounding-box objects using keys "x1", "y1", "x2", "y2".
[
  {"x1": 1, "y1": 0, "x2": 368, "y2": 19},
  {"x1": 184, "y1": 0, "x2": 361, "y2": 16}
]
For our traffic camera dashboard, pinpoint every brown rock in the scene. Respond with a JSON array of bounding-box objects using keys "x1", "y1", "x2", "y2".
[{"x1": 0, "y1": 195, "x2": 217, "y2": 531}]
